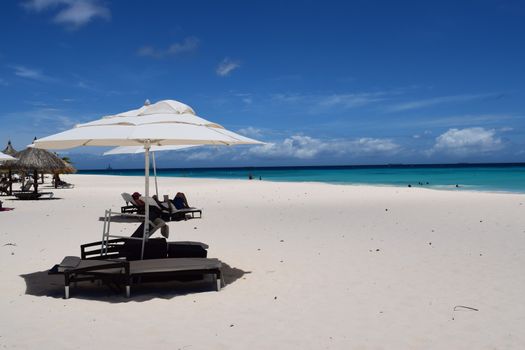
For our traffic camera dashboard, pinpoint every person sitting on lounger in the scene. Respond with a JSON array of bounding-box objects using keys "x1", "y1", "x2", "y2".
[
  {"x1": 132, "y1": 192, "x2": 164, "y2": 216},
  {"x1": 0, "y1": 178, "x2": 9, "y2": 195},
  {"x1": 150, "y1": 192, "x2": 193, "y2": 210},
  {"x1": 171, "y1": 192, "x2": 192, "y2": 209},
  {"x1": 150, "y1": 192, "x2": 198, "y2": 222}
]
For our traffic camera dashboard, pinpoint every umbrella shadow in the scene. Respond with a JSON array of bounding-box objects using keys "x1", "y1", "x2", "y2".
[{"x1": 20, "y1": 262, "x2": 248, "y2": 303}]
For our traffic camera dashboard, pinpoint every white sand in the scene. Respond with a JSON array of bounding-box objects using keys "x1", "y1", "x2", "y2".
[{"x1": 1, "y1": 174, "x2": 524, "y2": 349}]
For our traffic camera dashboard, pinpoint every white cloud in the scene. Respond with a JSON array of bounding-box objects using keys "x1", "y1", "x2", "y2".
[
  {"x1": 237, "y1": 126, "x2": 264, "y2": 139},
  {"x1": 271, "y1": 91, "x2": 392, "y2": 111},
  {"x1": 167, "y1": 135, "x2": 401, "y2": 162},
  {"x1": 317, "y1": 92, "x2": 389, "y2": 109},
  {"x1": 385, "y1": 93, "x2": 503, "y2": 112},
  {"x1": 183, "y1": 147, "x2": 233, "y2": 161},
  {"x1": 412, "y1": 130, "x2": 432, "y2": 139},
  {"x1": 23, "y1": 0, "x2": 63, "y2": 11},
  {"x1": 245, "y1": 135, "x2": 401, "y2": 160},
  {"x1": 234, "y1": 93, "x2": 253, "y2": 105},
  {"x1": 216, "y1": 58, "x2": 240, "y2": 77},
  {"x1": 10, "y1": 65, "x2": 50, "y2": 81},
  {"x1": 23, "y1": 0, "x2": 110, "y2": 28},
  {"x1": 2, "y1": 107, "x2": 81, "y2": 138},
  {"x1": 185, "y1": 150, "x2": 215, "y2": 161},
  {"x1": 352, "y1": 138, "x2": 401, "y2": 153},
  {"x1": 137, "y1": 37, "x2": 200, "y2": 58},
  {"x1": 428, "y1": 127, "x2": 503, "y2": 156}
]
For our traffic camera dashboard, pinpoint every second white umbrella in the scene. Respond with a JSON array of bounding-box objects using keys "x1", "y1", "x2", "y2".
[
  {"x1": 33, "y1": 99, "x2": 263, "y2": 259},
  {"x1": 104, "y1": 144, "x2": 200, "y2": 197}
]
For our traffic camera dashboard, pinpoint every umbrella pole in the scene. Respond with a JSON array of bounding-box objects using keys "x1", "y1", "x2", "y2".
[
  {"x1": 141, "y1": 141, "x2": 151, "y2": 260},
  {"x1": 152, "y1": 152, "x2": 159, "y2": 198}
]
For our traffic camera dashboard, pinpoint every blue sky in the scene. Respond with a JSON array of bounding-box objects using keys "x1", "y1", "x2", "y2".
[{"x1": 1, "y1": 0, "x2": 524, "y2": 169}]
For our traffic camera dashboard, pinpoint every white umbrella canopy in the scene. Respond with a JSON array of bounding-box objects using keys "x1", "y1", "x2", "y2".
[
  {"x1": 33, "y1": 99, "x2": 263, "y2": 258},
  {"x1": 34, "y1": 100, "x2": 259, "y2": 149},
  {"x1": 103, "y1": 144, "x2": 198, "y2": 155},
  {"x1": 0, "y1": 151, "x2": 16, "y2": 161},
  {"x1": 104, "y1": 144, "x2": 200, "y2": 197}
]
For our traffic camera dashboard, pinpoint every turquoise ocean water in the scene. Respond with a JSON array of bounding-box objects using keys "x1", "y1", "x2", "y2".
[{"x1": 78, "y1": 164, "x2": 525, "y2": 193}]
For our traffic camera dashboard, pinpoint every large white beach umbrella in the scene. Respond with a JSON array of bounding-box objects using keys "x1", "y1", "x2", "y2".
[
  {"x1": 0, "y1": 151, "x2": 16, "y2": 161},
  {"x1": 33, "y1": 99, "x2": 263, "y2": 258},
  {"x1": 104, "y1": 144, "x2": 200, "y2": 197}
]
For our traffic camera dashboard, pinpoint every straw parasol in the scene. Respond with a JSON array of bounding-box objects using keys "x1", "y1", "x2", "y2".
[
  {"x1": 2, "y1": 140, "x2": 18, "y2": 156},
  {"x1": 0, "y1": 151, "x2": 15, "y2": 161},
  {"x1": 0, "y1": 141, "x2": 19, "y2": 194},
  {"x1": 15, "y1": 147, "x2": 74, "y2": 193}
]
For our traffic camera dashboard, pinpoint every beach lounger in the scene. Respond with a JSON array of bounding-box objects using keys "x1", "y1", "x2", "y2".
[
  {"x1": 121, "y1": 192, "x2": 143, "y2": 214},
  {"x1": 0, "y1": 181, "x2": 11, "y2": 196},
  {"x1": 162, "y1": 198, "x2": 202, "y2": 220},
  {"x1": 120, "y1": 193, "x2": 202, "y2": 221},
  {"x1": 54, "y1": 179, "x2": 74, "y2": 188},
  {"x1": 141, "y1": 196, "x2": 202, "y2": 221},
  {"x1": 13, "y1": 191, "x2": 54, "y2": 200},
  {"x1": 49, "y1": 256, "x2": 223, "y2": 298},
  {"x1": 80, "y1": 237, "x2": 209, "y2": 260},
  {"x1": 18, "y1": 181, "x2": 34, "y2": 192}
]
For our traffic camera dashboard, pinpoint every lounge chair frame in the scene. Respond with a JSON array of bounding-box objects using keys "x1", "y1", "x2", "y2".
[
  {"x1": 13, "y1": 191, "x2": 54, "y2": 200},
  {"x1": 49, "y1": 257, "x2": 223, "y2": 298},
  {"x1": 80, "y1": 237, "x2": 209, "y2": 260},
  {"x1": 120, "y1": 193, "x2": 202, "y2": 219}
]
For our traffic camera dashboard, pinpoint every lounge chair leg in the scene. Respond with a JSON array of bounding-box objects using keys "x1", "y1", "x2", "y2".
[
  {"x1": 126, "y1": 285, "x2": 130, "y2": 298},
  {"x1": 65, "y1": 285, "x2": 70, "y2": 299},
  {"x1": 215, "y1": 275, "x2": 221, "y2": 292}
]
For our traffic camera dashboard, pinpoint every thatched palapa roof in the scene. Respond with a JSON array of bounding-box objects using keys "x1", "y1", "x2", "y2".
[
  {"x1": 2, "y1": 140, "x2": 18, "y2": 156},
  {"x1": 0, "y1": 141, "x2": 18, "y2": 172},
  {"x1": 15, "y1": 147, "x2": 75, "y2": 173}
]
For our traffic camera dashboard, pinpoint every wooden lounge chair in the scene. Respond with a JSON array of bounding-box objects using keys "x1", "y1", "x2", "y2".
[{"x1": 49, "y1": 256, "x2": 223, "y2": 299}]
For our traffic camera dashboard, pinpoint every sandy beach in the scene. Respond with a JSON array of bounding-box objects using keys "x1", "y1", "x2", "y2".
[{"x1": 1, "y1": 174, "x2": 524, "y2": 349}]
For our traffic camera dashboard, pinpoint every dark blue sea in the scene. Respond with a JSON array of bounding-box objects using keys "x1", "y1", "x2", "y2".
[{"x1": 78, "y1": 163, "x2": 525, "y2": 193}]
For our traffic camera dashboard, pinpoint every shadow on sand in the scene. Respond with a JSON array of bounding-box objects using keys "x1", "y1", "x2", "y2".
[
  {"x1": 6, "y1": 197, "x2": 62, "y2": 201},
  {"x1": 21, "y1": 262, "x2": 248, "y2": 302}
]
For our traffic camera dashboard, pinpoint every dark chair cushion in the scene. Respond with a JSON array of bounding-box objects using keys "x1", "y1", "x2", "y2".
[
  {"x1": 167, "y1": 242, "x2": 208, "y2": 258},
  {"x1": 122, "y1": 238, "x2": 168, "y2": 260}
]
